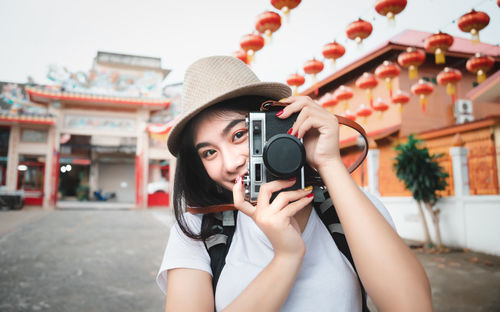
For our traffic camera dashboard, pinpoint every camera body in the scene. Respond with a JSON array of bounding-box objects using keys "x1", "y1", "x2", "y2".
[{"x1": 244, "y1": 111, "x2": 306, "y2": 202}]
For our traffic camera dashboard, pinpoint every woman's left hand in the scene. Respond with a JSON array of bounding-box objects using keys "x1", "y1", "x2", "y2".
[{"x1": 277, "y1": 96, "x2": 341, "y2": 170}]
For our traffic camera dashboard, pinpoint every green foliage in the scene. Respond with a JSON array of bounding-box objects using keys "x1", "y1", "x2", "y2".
[{"x1": 393, "y1": 134, "x2": 449, "y2": 204}]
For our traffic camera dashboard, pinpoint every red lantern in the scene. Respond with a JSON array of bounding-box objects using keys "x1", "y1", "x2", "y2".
[
  {"x1": 255, "y1": 11, "x2": 282, "y2": 44},
  {"x1": 374, "y1": 0, "x2": 407, "y2": 21},
  {"x1": 391, "y1": 90, "x2": 410, "y2": 113},
  {"x1": 232, "y1": 50, "x2": 248, "y2": 64},
  {"x1": 466, "y1": 53, "x2": 495, "y2": 83},
  {"x1": 322, "y1": 41, "x2": 345, "y2": 68},
  {"x1": 303, "y1": 58, "x2": 324, "y2": 95},
  {"x1": 334, "y1": 85, "x2": 354, "y2": 111},
  {"x1": 271, "y1": 0, "x2": 301, "y2": 20},
  {"x1": 437, "y1": 67, "x2": 462, "y2": 104},
  {"x1": 411, "y1": 79, "x2": 434, "y2": 112},
  {"x1": 458, "y1": 9, "x2": 490, "y2": 43},
  {"x1": 355, "y1": 72, "x2": 378, "y2": 107},
  {"x1": 397, "y1": 47, "x2": 426, "y2": 80},
  {"x1": 356, "y1": 104, "x2": 373, "y2": 124},
  {"x1": 286, "y1": 73, "x2": 305, "y2": 96},
  {"x1": 240, "y1": 33, "x2": 265, "y2": 64},
  {"x1": 375, "y1": 61, "x2": 400, "y2": 97},
  {"x1": 319, "y1": 93, "x2": 338, "y2": 113},
  {"x1": 373, "y1": 98, "x2": 389, "y2": 118},
  {"x1": 346, "y1": 18, "x2": 373, "y2": 44},
  {"x1": 343, "y1": 110, "x2": 357, "y2": 121},
  {"x1": 424, "y1": 32, "x2": 454, "y2": 64}
]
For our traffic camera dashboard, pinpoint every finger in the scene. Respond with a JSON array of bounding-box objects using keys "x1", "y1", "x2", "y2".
[
  {"x1": 257, "y1": 178, "x2": 297, "y2": 207},
  {"x1": 232, "y1": 177, "x2": 255, "y2": 216},
  {"x1": 279, "y1": 195, "x2": 314, "y2": 218},
  {"x1": 270, "y1": 187, "x2": 313, "y2": 212},
  {"x1": 277, "y1": 96, "x2": 312, "y2": 119},
  {"x1": 296, "y1": 113, "x2": 338, "y2": 140}
]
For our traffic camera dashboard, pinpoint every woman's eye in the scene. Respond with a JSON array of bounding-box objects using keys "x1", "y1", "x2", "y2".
[
  {"x1": 233, "y1": 130, "x2": 248, "y2": 141},
  {"x1": 202, "y1": 149, "x2": 216, "y2": 158}
]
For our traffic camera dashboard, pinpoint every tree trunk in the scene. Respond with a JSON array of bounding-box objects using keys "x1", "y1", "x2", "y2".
[
  {"x1": 424, "y1": 201, "x2": 442, "y2": 250},
  {"x1": 416, "y1": 201, "x2": 432, "y2": 248}
]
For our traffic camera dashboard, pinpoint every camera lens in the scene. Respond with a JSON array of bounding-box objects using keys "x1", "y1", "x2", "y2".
[{"x1": 263, "y1": 134, "x2": 305, "y2": 177}]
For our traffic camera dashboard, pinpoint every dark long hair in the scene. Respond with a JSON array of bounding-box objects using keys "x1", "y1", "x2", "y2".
[{"x1": 173, "y1": 96, "x2": 268, "y2": 240}]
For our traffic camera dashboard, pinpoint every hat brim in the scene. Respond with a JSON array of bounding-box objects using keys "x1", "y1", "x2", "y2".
[{"x1": 167, "y1": 81, "x2": 291, "y2": 156}]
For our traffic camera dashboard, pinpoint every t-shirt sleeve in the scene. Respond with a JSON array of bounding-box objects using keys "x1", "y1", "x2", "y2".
[
  {"x1": 156, "y1": 212, "x2": 212, "y2": 295},
  {"x1": 362, "y1": 189, "x2": 396, "y2": 231}
]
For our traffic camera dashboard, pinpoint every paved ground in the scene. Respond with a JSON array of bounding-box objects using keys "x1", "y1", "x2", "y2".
[{"x1": 0, "y1": 208, "x2": 499, "y2": 312}]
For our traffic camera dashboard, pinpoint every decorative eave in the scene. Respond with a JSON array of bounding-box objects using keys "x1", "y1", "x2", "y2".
[
  {"x1": 340, "y1": 124, "x2": 401, "y2": 149},
  {"x1": 417, "y1": 115, "x2": 500, "y2": 140},
  {"x1": 465, "y1": 70, "x2": 500, "y2": 102},
  {"x1": 0, "y1": 112, "x2": 55, "y2": 125},
  {"x1": 25, "y1": 86, "x2": 171, "y2": 110}
]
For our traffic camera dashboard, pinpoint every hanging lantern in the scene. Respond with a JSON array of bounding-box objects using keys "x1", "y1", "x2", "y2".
[
  {"x1": 322, "y1": 41, "x2": 346, "y2": 68},
  {"x1": 343, "y1": 110, "x2": 357, "y2": 121},
  {"x1": 271, "y1": 0, "x2": 301, "y2": 21},
  {"x1": 346, "y1": 18, "x2": 373, "y2": 44},
  {"x1": 457, "y1": 9, "x2": 490, "y2": 43},
  {"x1": 391, "y1": 89, "x2": 410, "y2": 113},
  {"x1": 466, "y1": 53, "x2": 495, "y2": 84},
  {"x1": 437, "y1": 67, "x2": 462, "y2": 104},
  {"x1": 356, "y1": 104, "x2": 373, "y2": 124},
  {"x1": 232, "y1": 50, "x2": 248, "y2": 64},
  {"x1": 375, "y1": 61, "x2": 400, "y2": 97},
  {"x1": 319, "y1": 93, "x2": 338, "y2": 114},
  {"x1": 411, "y1": 79, "x2": 434, "y2": 112},
  {"x1": 424, "y1": 32, "x2": 454, "y2": 64},
  {"x1": 355, "y1": 72, "x2": 378, "y2": 107},
  {"x1": 373, "y1": 98, "x2": 389, "y2": 118},
  {"x1": 286, "y1": 73, "x2": 306, "y2": 96},
  {"x1": 397, "y1": 47, "x2": 426, "y2": 80},
  {"x1": 240, "y1": 33, "x2": 265, "y2": 64},
  {"x1": 303, "y1": 58, "x2": 324, "y2": 95},
  {"x1": 374, "y1": 0, "x2": 407, "y2": 22},
  {"x1": 334, "y1": 85, "x2": 354, "y2": 111},
  {"x1": 255, "y1": 11, "x2": 282, "y2": 44}
]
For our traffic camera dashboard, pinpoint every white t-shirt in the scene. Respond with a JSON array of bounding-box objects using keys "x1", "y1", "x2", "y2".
[{"x1": 157, "y1": 191, "x2": 395, "y2": 311}]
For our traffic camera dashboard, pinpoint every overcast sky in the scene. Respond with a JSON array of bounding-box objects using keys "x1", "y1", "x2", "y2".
[{"x1": 1, "y1": 0, "x2": 499, "y2": 89}]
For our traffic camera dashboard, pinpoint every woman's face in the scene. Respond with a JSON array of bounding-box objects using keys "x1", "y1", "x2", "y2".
[{"x1": 193, "y1": 110, "x2": 249, "y2": 191}]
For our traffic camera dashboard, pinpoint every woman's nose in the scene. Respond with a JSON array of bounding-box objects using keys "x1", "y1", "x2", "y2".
[{"x1": 222, "y1": 145, "x2": 248, "y2": 173}]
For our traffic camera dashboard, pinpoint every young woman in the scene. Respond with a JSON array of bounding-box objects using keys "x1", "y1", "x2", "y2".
[{"x1": 157, "y1": 56, "x2": 432, "y2": 312}]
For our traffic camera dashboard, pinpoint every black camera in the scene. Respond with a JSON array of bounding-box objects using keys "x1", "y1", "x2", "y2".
[{"x1": 244, "y1": 111, "x2": 306, "y2": 202}]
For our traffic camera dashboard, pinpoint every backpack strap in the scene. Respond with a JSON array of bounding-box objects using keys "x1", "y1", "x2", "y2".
[
  {"x1": 312, "y1": 186, "x2": 370, "y2": 312},
  {"x1": 202, "y1": 210, "x2": 238, "y2": 294}
]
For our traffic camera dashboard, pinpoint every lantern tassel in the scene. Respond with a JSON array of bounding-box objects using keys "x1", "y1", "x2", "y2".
[
  {"x1": 264, "y1": 29, "x2": 273, "y2": 45},
  {"x1": 446, "y1": 83, "x2": 455, "y2": 96},
  {"x1": 409, "y1": 65, "x2": 418, "y2": 80},
  {"x1": 311, "y1": 74, "x2": 318, "y2": 96},
  {"x1": 330, "y1": 58, "x2": 336, "y2": 70},
  {"x1": 367, "y1": 89, "x2": 373, "y2": 108},
  {"x1": 282, "y1": 6, "x2": 291, "y2": 23},
  {"x1": 385, "y1": 78, "x2": 393, "y2": 98},
  {"x1": 435, "y1": 48, "x2": 445, "y2": 64},
  {"x1": 378, "y1": 112, "x2": 384, "y2": 119},
  {"x1": 292, "y1": 86, "x2": 298, "y2": 96},
  {"x1": 343, "y1": 101, "x2": 349, "y2": 111},
  {"x1": 247, "y1": 50, "x2": 255, "y2": 65},
  {"x1": 477, "y1": 70, "x2": 486, "y2": 83},
  {"x1": 398, "y1": 104, "x2": 403, "y2": 114},
  {"x1": 471, "y1": 29, "x2": 480, "y2": 44},
  {"x1": 420, "y1": 94, "x2": 427, "y2": 113}
]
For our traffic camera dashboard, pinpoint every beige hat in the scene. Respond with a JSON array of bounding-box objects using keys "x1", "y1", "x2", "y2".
[{"x1": 167, "y1": 56, "x2": 291, "y2": 156}]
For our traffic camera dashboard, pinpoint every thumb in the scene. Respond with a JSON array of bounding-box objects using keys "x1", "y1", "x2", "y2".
[{"x1": 232, "y1": 176, "x2": 255, "y2": 217}]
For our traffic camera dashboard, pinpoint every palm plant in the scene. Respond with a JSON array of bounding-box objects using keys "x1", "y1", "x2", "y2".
[{"x1": 393, "y1": 134, "x2": 449, "y2": 249}]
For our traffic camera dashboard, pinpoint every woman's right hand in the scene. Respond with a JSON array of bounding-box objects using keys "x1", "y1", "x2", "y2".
[{"x1": 232, "y1": 177, "x2": 313, "y2": 258}]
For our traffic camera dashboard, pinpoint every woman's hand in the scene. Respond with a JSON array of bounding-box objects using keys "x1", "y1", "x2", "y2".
[
  {"x1": 277, "y1": 96, "x2": 342, "y2": 171},
  {"x1": 232, "y1": 177, "x2": 313, "y2": 258}
]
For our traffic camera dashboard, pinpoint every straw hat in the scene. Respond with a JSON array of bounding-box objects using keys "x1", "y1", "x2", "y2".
[{"x1": 167, "y1": 56, "x2": 291, "y2": 156}]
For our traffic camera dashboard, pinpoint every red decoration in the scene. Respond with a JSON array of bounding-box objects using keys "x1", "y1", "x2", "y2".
[
  {"x1": 458, "y1": 9, "x2": 490, "y2": 43},
  {"x1": 373, "y1": 98, "x2": 389, "y2": 118},
  {"x1": 271, "y1": 0, "x2": 301, "y2": 20},
  {"x1": 334, "y1": 85, "x2": 354, "y2": 111},
  {"x1": 286, "y1": 73, "x2": 306, "y2": 95},
  {"x1": 346, "y1": 18, "x2": 373, "y2": 44},
  {"x1": 355, "y1": 104, "x2": 373, "y2": 124},
  {"x1": 303, "y1": 58, "x2": 324, "y2": 95},
  {"x1": 466, "y1": 53, "x2": 495, "y2": 83},
  {"x1": 374, "y1": 0, "x2": 407, "y2": 21},
  {"x1": 437, "y1": 67, "x2": 462, "y2": 104},
  {"x1": 391, "y1": 90, "x2": 410, "y2": 113},
  {"x1": 319, "y1": 93, "x2": 338, "y2": 113},
  {"x1": 232, "y1": 50, "x2": 248, "y2": 64},
  {"x1": 255, "y1": 11, "x2": 282, "y2": 44},
  {"x1": 322, "y1": 41, "x2": 345, "y2": 68},
  {"x1": 411, "y1": 79, "x2": 434, "y2": 112},
  {"x1": 375, "y1": 61, "x2": 400, "y2": 97},
  {"x1": 397, "y1": 47, "x2": 426, "y2": 80},
  {"x1": 240, "y1": 33, "x2": 265, "y2": 64},
  {"x1": 355, "y1": 72, "x2": 378, "y2": 107},
  {"x1": 424, "y1": 32, "x2": 454, "y2": 64},
  {"x1": 343, "y1": 110, "x2": 357, "y2": 121}
]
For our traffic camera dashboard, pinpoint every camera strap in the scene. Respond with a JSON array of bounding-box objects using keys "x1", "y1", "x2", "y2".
[{"x1": 186, "y1": 100, "x2": 369, "y2": 215}]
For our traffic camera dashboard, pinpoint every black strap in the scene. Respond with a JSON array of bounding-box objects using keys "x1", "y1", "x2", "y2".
[{"x1": 312, "y1": 186, "x2": 370, "y2": 312}]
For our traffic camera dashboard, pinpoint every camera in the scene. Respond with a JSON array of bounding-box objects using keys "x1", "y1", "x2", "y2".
[{"x1": 244, "y1": 111, "x2": 306, "y2": 202}]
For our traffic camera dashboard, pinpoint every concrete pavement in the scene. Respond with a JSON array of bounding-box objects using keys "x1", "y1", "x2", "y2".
[{"x1": 0, "y1": 208, "x2": 499, "y2": 311}]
